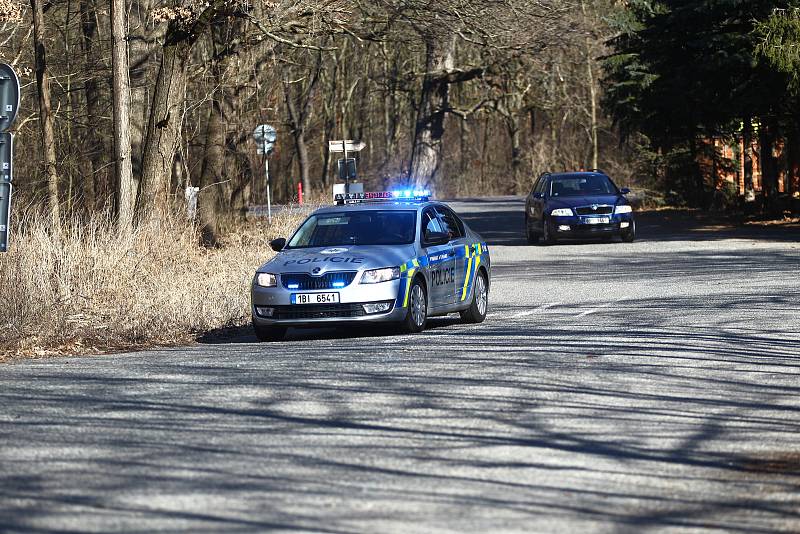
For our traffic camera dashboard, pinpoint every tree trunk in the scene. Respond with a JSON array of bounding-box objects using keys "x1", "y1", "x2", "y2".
[
  {"x1": 688, "y1": 135, "x2": 705, "y2": 206},
  {"x1": 80, "y1": 0, "x2": 112, "y2": 210},
  {"x1": 128, "y1": 0, "x2": 158, "y2": 181},
  {"x1": 282, "y1": 55, "x2": 321, "y2": 197},
  {"x1": 409, "y1": 36, "x2": 456, "y2": 190},
  {"x1": 586, "y1": 50, "x2": 599, "y2": 170},
  {"x1": 137, "y1": 33, "x2": 190, "y2": 222},
  {"x1": 788, "y1": 128, "x2": 800, "y2": 204},
  {"x1": 111, "y1": 0, "x2": 135, "y2": 230},
  {"x1": 529, "y1": 108, "x2": 537, "y2": 175},
  {"x1": 581, "y1": 0, "x2": 598, "y2": 171},
  {"x1": 743, "y1": 117, "x2": 755, "y2": 202},
  {"x1": 759, "y1": 119, "x2": 778, "y2": 214},
  {"x1": 31, "y1": 0, "x2": 60, "y2": 224},
  {"x1": 382, "y1": 44, "x2": 398, "y2": 170},
  {"x1": 506, "y1": 116, "x2": 522, "y2": 191},
  {"x1": 198, "y1": 93, "x2": 225, "y2": 245},
  {"x1": 283, "y1": 82, "x2": 310, "y2": 196}
]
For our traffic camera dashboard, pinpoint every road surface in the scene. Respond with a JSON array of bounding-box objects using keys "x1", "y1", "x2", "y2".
[{"x1": 2, "y1": 198, "x2": 800, "y2": 532}]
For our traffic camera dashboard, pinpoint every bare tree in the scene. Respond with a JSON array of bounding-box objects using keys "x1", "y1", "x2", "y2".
[
  {"x1": 283, "y1": 49, "x2": 323, "y2": 196},
  {"x1": 30, "y1": 0, "x2": 59, "y2": 223},
  {"x1": 111, "y1": 0, "x2": 135, "y2": 230}
]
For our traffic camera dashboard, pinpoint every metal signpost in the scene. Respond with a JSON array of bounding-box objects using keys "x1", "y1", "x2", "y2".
[
  {"x1": 0, "y1": 63, "x2": 20, "y2": 253},
  {"x1": 328, "y1": 140, "x2": 366, "y2": 196},
  {"x1": 253, "y1": 124, "x2": 277, "y2": 223}
]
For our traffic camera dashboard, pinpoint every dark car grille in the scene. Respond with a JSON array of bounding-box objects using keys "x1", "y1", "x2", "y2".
[
  {"x1": 273, "y1": 303, "x2": 367, "y2": 320},
  {"x1": 575, "y1": 205, "x2": 613, "y2": 215},
  {"x1": 281, "y1": 271, "x2": 358, "y2": 290}
]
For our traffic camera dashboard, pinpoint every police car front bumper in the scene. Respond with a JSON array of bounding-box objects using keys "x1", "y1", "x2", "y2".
[{"x1": 251, "y1": 278, "x2": 408, "y2": 327}]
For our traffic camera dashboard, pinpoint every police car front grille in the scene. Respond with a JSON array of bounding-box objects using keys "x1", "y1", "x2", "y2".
[
  {"x1": 273, "y1": 304, "x2": 367, "y2": 320},
  {"x1": 281, "y1": 271, "x2": 358, "y2": 290},
  {"x1": 575, "y1": 205, "x2": 613, "y2": 215}
]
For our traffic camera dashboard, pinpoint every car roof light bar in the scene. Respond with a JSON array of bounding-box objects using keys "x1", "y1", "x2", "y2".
[{"x1": 334, "y1": 190, "x2": 431, "y2": 205}]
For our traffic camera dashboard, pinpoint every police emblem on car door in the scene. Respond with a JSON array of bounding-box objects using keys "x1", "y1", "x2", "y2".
[{"x1": 421, "y1": 208, "x2": 456, "y2": 309}]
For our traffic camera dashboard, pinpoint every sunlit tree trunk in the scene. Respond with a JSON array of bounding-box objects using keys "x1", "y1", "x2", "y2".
[
  {"x1": 111, "y1": 0, "x2": 135, "y2": 230},
  {"x1": 410, "y1": 36, "x2": 455, "y2": 190},
  {"x1": 137, "y1": 32, "x2": 190, "y2": 222},
  {"x1": 31, "y1": 0, "x2": 60, "y2": 224}
]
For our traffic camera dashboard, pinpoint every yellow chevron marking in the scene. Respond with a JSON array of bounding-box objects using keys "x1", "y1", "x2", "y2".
[
  {"x1": 403, "y1": 268, "x2": 417, "y2": 307},
  {"x1": 461, "y1": 256, "x2": 473, "y2": 301}
]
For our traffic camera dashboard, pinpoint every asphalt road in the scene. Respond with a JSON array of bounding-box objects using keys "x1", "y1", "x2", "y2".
[{"x1": 2, "y1": 197, "x2": 800, "y2": 533}]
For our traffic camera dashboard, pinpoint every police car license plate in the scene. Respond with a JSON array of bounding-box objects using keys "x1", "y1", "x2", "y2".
[
  {"x1": 291, "y1": 292, "x2": 340, "y2": 305},
  {"x1": 584, "y1": 217, "x2": 610, "y2": 224}
]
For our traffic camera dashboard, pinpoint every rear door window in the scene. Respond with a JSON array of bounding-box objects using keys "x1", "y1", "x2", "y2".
[{"x1": 434, "y1": 206, "x2": 464, "y2": 239}]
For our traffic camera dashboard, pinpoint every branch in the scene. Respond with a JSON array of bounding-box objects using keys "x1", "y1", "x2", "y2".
[
  {"x1": 445, "y1": 98, "x2": 492, "y2": 120},
  {"x1": 244, "y1": 14, "x2": 337, "y2": 51}
]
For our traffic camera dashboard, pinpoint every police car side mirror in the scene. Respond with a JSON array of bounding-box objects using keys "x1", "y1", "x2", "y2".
[
  {"x1": 532, "y1": 192, "x2": 543, "y2": 199},
  {"x1": 269, "y1": 238, "x2": 286, "y2": 252},
  {"x1": 619, "y1": 187, "x2": 631, "y2": 195},
  {"x1": 424, "y1": 230, "x2": 450, "y2": 247}
]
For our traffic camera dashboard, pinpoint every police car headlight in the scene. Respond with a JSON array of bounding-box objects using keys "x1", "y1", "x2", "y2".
[
  {"x1": 255, "y1": 273, "x2": 277, "y2": 287},
  {"x1": 360, "y1": 267, "x2": 400, "y2": 284},
  {"x1": 614, "y1": 204, "x2": 633, "y2": 214},
  {"x1": 550, "y1": 208, "x2": 573, "y2": 216}
]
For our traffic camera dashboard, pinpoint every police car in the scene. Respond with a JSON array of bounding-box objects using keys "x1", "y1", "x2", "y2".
[{"x1": 251, "y1": 191, "x2": 491, "y2": 341}]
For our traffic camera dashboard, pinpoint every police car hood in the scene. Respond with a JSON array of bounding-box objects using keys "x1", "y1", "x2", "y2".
[
  {"x1": 548, "y1": 194, "x2": 622, "y2": 209},
  {"x1": 260, "y1": 244, "x2": 417, "y2": 274}
]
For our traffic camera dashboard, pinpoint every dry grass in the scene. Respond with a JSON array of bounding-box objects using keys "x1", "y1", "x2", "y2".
[{"x1": 0, "y1": 204, "x2": 312, "y2": 361}]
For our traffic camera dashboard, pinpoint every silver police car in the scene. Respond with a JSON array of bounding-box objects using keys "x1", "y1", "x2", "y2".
[{"x1": 251, "y1": 192, "x2": 490, "y2": 341}]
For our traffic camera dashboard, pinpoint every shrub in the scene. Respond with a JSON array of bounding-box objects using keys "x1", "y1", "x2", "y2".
[{"x1": 0, "y1": 205, "x2": 309, "y2": 360}]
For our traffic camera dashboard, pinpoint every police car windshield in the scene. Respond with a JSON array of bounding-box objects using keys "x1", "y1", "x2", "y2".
[
  {"x1": 550, "y1": 175, "x2": 616, "y2": 197},
  {"x1": 287, "y1": 210, "x2": 417, "y2": 248}
]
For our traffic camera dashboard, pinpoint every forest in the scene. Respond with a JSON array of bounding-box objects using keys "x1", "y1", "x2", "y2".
[
  {"x1": 3, "y1": 0, "x2": 798, "y2": 229},
  {"x1": 0, "y1": 0, "x2": 642, "y2": 235}
]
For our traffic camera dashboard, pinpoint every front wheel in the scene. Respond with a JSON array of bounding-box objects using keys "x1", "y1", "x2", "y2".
[
  {"x1": 621, "y1": 220, "x2": 636, "y2": 243},
  {"x1": 460, "y1": 270, "x2": 488, "y2": 324},
  {"x1": 254, "y1": 324, "x2": 286, "y2": 342},
  {"x1": 541, "y1": 218, "x2": 556, "y2": 245},
  {"x1": 400, "y1": 279, "x2": 428, "y2": 333},
  {"x1": 525, "y1": 216, "x2": 538, "y2": 244}
]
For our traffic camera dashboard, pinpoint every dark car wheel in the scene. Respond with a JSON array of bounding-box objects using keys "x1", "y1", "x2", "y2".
[
  {"x1": 525, "y1": 216, "x2": 539, "y2": 244},
  {"x1": 541, "y1": 218, "x2": 557, "y2": 245},
  {"x1": 254, "y1": 324, "x2": 286, "y2": 342},
  {"x1": 621, "y1": 220, "x2": 636, "y2": 243},
  {"x1": 460, "y1": 270, "x2": 488, "y2": 324},
  {"x1": 401, "y1": 279, "x2": 427, "y2": 334}
]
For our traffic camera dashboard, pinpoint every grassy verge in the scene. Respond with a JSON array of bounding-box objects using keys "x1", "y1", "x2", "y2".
[{"x1": 0, "y1": 205, "x2": 310, "y2": 361}]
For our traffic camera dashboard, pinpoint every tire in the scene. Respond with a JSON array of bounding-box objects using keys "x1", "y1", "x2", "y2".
[
  {"x1": 621, "y1": 220, "x2": 636, "y2": 243},
  {"x1": 254, "y1": 324, "x2": 286, "y2": 342},
  {"x1": 401, "y1": 278, "x2": 428, "y2": 334},
  {"x1": 525, "y1": 216, "x2": 539, "y2": 244},
  {"x1": 460, "y1": 270, "x2": 488, "y2": 324},
  {"x1": 541, "y1": 218, "x2": 556, "y2": 245}
]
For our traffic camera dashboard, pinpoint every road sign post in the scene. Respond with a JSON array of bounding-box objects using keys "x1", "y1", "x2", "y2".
[
  {"x1": 253, "y1": 124, "x2": 276, "y2": 224},
  {"x1": 0, "y1": 63, "x2": 20, "y2": 253},
  {"x1": 328, "y1": 140, "x2": 366, "y2": 195}
]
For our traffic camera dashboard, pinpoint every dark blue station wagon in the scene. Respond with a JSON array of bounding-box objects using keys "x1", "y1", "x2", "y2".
[{"x1": 524, "y1": 171, "x2": 635, "y2": 245}]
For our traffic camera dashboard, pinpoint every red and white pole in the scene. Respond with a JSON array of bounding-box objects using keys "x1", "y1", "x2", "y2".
[{"x1": 298, "y1": 182, "x2": 303, "y2": 205}]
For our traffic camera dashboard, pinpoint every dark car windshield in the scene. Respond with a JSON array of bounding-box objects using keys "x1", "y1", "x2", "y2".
[
  {"x1": 287, "y1": 210, "x2": 417, "y2": 248},
  {"x1": 550, "y1": 174, "x2": 617, "y2": 197}
]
